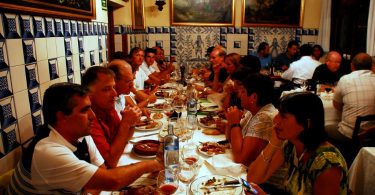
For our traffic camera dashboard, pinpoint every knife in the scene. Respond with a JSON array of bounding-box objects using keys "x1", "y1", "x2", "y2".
[{"x1": 131, "y1": 132, "x2": 159, "y2": 139}]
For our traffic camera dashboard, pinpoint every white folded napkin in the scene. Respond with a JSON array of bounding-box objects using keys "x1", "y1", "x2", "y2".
[{"x1": 204, "y1": 152, "x2": 247, "y2": 177}]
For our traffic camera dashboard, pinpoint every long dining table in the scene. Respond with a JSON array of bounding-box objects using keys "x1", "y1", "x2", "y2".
[{"x1": 100, "y1": 97, "x2": 247, "y2": 195}]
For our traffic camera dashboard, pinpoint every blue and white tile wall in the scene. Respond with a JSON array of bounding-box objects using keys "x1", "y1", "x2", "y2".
[
  {"x1": 0, "y1": 12, "x2": 108, "y2": 174},
  {"x1": 114, "y1": 25, "x2": 318, "y2": 71}
]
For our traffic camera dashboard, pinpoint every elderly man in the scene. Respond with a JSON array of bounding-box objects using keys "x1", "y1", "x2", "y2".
[
  {"x1": 312, "y1": 51, "x2": 344, "y2": 85},
  {"x1": 281, "y1": 44, "x2": 320, "y2": 84},
  {"x1": 7, "y1": 83, "x2": 162, "y2": 194},
  {"x1": 328, "y1": 53, "x2": 375, "y2": 142},
  {"x1": 82, "y1": 66, "x2": 142, "y2": 168}
]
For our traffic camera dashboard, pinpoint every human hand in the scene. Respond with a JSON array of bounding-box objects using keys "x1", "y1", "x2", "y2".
[
  {"x1": 148, "y1": 94, "x2": 157, "y2": 103},
  {"x1": 215, "y1": 119, "x2": 227, "y2": 133},
  {"x1": 121, "y1": 105, "x2": 142, "y2": 127},
  {"x1": 226, "y1": 106, "x2": 243, "y2": 125},
  {"x1": 141, "y1": 107, "x2": 151, "y2": 119}
]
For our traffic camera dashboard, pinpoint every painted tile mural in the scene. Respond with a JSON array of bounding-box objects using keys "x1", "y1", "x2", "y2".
[{"x1": 0, "y1": 11, "x2": 108, "y2": 174}]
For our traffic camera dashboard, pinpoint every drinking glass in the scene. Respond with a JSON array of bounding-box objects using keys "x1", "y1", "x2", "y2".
[
  {"x1": 178, "y1": 159, "x2": 197, "y2": 184},
  {"x1": 172, "y1": 96, "x2": 186, "y2": 121},
  {"x1": 181, "y1": 143, "x2": 202, "y2": 170},
  {"x1": 157, "y1": 170, "x2": 179, "y2": 195},
  {"x1": 300, "y1": 80, "x2": 308, "y2": 91}
]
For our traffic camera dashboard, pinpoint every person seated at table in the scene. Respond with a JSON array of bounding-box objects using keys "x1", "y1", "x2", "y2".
[
  {"x1": 253, "y1": 42, "x2": 272, "y2": 69},
  {"x1": 247, "y1": 92, "x2": 348, "y2": 195},
  {"x1": 281, "y1": 44, "x2": 321, "y2": 85},
  {"x1": 312, "y1": 51, "x2": 345, "y2": 86},
  {"x1": 239, "y1": 55, "x2": 261, "y2": 73},
  {"x1": 274, "y1": 40, "x2": 300, "y2": 71},
  {"x1": 82, "y1": 66, "x2": 143, "y2": 168},
  {"x1": 312, "y1": 44, "x2": 326, "y2": 63},
  {"x1": 108, "y1": 59, "x2": 151, "y2": 119},
  {"x1": 195, "y1": 46, "x2": 229, "y2": 93},
  {"x1": 126, "y1": 47, "x2": 158, "y2": 105},
  {"x1": 140, "y1": 47, "x2": 162, "y2": 85},
  {"x1": 225, "y1": 74, "x2": 278, "y2": 166},
  {"x1": 328, "y1": 53, "x2": 375, "y2": 143},
  {"x1": 6, "y1": 83, "x2": 163, "y2": 194},
  {"x1": 152, "y1": 46, "x2": 175, "y2": 80}
]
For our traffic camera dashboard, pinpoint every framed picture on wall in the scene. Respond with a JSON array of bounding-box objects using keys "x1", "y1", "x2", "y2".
[
  {"x1": 0, "y1": 0, "x2": 95, "y2": 20},
  {"x1": 171, "y1": 0, "x2": 235, "y2": 26},
  {"x1": 132, "y1": 0, "x2": 145, "y2": 30},
  {"x1": 242, "y1": 0, "x2": 304, "y2": 27}
]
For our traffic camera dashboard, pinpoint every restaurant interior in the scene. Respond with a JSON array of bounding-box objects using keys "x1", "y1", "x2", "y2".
[{"x1": 0, "y1": 0, "x2": 374, "y2": 194}]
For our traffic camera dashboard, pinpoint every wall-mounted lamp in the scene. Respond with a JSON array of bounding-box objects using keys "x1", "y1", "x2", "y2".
[{"x1": 155, "y1": 0, "x2": 166, "y2": 11}]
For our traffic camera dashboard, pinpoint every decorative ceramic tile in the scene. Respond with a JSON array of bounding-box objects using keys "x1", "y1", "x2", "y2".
[
  {"x1": 31, "y1": 110, "x2": 43, "y2": 134},
  {"x1": 74, "y1": 70, "x2": 81, "y2": 84},
  {"x1": 83, "y1": 22, "x2": 88, "y2": 36},
  {"x1": 88, "y1": 22, "x2": 93, "y2": 35},
  {"x1": 34, "y1": 38, "x2": 47, "y2": 61},
  {"x1": 163, "y1": 27, "x2": 169, "y2": 33},
  {"x1": 70, "y1": 37, "x2": 78, "y2": 54},
  {"x1": 170, "y1": 27, "x2": 176, "y2": 34},
  {"x1": 78, "y1": 37, "x2": 84, "y2": 53},
  {"x1": 14, "y1": 90, "x2": 30, "y2": 118},
  {"x1": 235, "y1": 27, "x2": 241, "y2": 34},
  {"x1": 10, "y1": 65, "x2": 27, "y2": 93},
  {"x1": 66, "y1": 56, "x2": 73, "y2": 75},
  {"x1": 20, "y1": 15, "x2": 34, "y2": 39},
  {"x1": 6, "y1": 39, "x2": 25, "y2": 66},
  {"x1": 234, "y1": 41, "x2": 241, "y2": 48},
  {"x1": 0, "y1": 147, "x2": 21, "y2": 173},
  {"x1": 65, "y1": 38, "x2": 72, "y2": 56},
  {"x1": 228, "y1": 27, "x2": 234, "y2": 34},
  {"x1": 63, "y1": 19, "x2": 71, "y2": 37},
  {"x1": 156, "y1": 27, "x2": 162, "y2": 33},
  {"x1": 3, "y1": 13, "x2": 21, "y2": 39},
  {"x1": 46, "y1": 37, "x2": 57, "y2": 59},
  {"x1": 25, "y1": 63, "x2": 39, "y2": 89},
  {"x1": 220, "y1": 41, "x2": 227, "y2": 48},
  {"x1": 241, "y1": 27, "x2": 248, "y2": 34},
  {"x1": 98, "y1": 36, "x2": 102, "y2": 50},
  {"x1": 22, "y1": 39, "x2": 36, "y2": 64},
  {"x1": 48, "y1": 59, "x2": 59, "y2": 80},
  {"x1": 220, "y1": 34, "x2": 226, "y2": 41},
  {"x1": 302, "y1": 29, "x2": 308, "y2": 35},
  {"x1": 72, "y1": 54, "x2": 80, "y2": 72},
  {"x1": 54, "y1": 19, "x2": 63, "y2": 37},
  {"x1": 0, "y1": 69, "x2": 13, "y2": 99},
  {"x1": 33, "y1": 16, "x2": 45, "y2": 38},
  {"x1": 45, "y1": 17, "x2": 55, "y2": 37},
  {"x1": 0, "y1": 41, "x2": 9, "y2": 70},
  {"x1": 77, "y1": 21, "x2": 83, "y2": 37},
  {"x1": 296, "y1": 28, "x2": 302, "y2": 35},
  {"x1": 93, "y1": 22, "x2": 98, "y2": 35},
  {"x1": 79, "y1": 54, "x2": 85, "y2": 70},
  {"x1": 97, "y1": 23, "x2": 102, "y2": 36},
  {"x1": 17, "y1": 114, "x2": 33, "y2": 144},
  {"x1": 99, "y1": 50, "x2": 103, "y2": 64},
  {"x1": 67, "y1": 74, "x2": 74, "y2": 83},
  {"x1": 0, "y1": 14, "x2": 4, "y2": 40},
  {"x1": 28, "y1": 87, "x2": 41, "y2": 112},
  {"x1": 0, "y1": 97, "x2": 16, "y2": 129},
  {"x1": 0, "y1": 124, "x2": 20, "y2": 154},
  {"x1": 69, "y1": 20, "x2": 77, "y2": 37}
]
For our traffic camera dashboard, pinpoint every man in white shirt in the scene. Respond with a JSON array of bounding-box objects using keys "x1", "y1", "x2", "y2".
[
  {"x1": 140, "y1": 47, "x2": 162, "y2": 85},
  {"x1": 6, "y1": 83, "x2": 163, "y2": 194},
  {"x1": 281, "y1": 44, "x2": 320, "y2": 84}
]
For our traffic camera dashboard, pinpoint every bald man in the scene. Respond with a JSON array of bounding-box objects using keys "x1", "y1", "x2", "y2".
[{"x1": 312, "y1": 51, "x2": 344, "y2": 85}]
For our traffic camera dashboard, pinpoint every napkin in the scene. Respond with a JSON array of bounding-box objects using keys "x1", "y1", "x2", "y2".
[
  {"x1": 280, "y1": 88, "x2": 304, "y2": 97},
  {"x1": 204, "y1": 152, "x2": 247, "y2": 177}
]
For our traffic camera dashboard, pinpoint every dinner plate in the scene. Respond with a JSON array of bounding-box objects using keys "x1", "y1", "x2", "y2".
[
  {"x1": 197, "y1": 142, "x2": 227, "y2": 157},
  {"x1": 132, "y1": 139, "x2": 159, "y2": 158},
  {"x1": 197, "y1": 115, "x2": 217, "y2": 129},
  {"x1": 189, "y1": 175, "x2": 242, "y2": 195},
  {"x1": 135, "y1": 121, "x2": 163, "y2": 131},
  {"x1": 199, "y1": 102, "x2": 219, "y2": 112},
  {"x1": 147, "y1": 103, "x2": 165, "y2": 111}
]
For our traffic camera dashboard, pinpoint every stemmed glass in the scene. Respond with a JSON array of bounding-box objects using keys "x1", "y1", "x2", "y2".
[
  {"x1": 157, "y1": 170, "x2": 179, "y2": 195},
  {"x1": 300, "y1": 80, "x2": 308, "y2": 91},
  {"x1": 172, "y1": 95, "x2": 186, "y2": 121}
]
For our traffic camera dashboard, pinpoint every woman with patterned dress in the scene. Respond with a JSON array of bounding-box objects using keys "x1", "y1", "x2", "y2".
[{"x1": 247, "y1": 92, "x2": 348, "y2": 195}]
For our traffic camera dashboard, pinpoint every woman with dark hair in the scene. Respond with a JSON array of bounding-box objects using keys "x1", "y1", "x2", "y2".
[
  {"x1": 224, "y1": 74, "x2": 278, "y2": 166},
  {"x1": 312, "y1": 44, "x2": 325, "y2": 63},
  {"x1": 247, "y1": 92, "x2": 348, "y2": 195}
]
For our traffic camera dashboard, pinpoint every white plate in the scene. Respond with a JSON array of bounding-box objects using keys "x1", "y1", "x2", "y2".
[
  {"x1": 197, "y1": 115, "x2": 217, "y2": 129},
  {"x1": 197, "y1": 142, "x2": 226, "y2": 157},
  {"x1": 189, "y1": 175, "x2": 242, "y2": 195},
  {"x1": 135, "y1": 121, "x2": 163, "y2": 131},
  {"x1": 132, "y1": 150, "x2": 156, "y2": 159},
  {"x1": 199, "y1": 102, "x2": 219, "y2": 112}
]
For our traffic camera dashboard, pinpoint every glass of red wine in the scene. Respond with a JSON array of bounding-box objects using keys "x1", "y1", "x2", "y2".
[{"x1": 157, "y1": 170, "x2": 179, "y2": 195}]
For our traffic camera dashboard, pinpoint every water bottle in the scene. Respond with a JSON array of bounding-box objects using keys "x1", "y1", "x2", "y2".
[
  {"x1": 164, "y1": 124, "x2": 179, "y2": 180},
  {"x1": 186, "y1": 84, "x2": 198, "y2": 129}
]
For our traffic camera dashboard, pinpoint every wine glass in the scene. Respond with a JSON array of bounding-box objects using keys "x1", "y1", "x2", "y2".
[
  {"x1": 300, "y1": 80, "x2": 308, "y2": 91},
  {"x1": 172, "y1": 96, "x2": 186, "y2": 121},
  {"x1": 181, "y1": 143, "x2": 201, "y2": 170},
  {"x1": 157, "y1": 170, "x2": 179, "y2": 195}
]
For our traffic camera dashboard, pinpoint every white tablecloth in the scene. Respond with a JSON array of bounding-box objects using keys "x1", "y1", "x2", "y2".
[
  {"x1": 101, "y1": 99, "x2": 247, "y2": 194},
  {"x1": 348, "y1": 147, "x2": 375, "y2": 195}
]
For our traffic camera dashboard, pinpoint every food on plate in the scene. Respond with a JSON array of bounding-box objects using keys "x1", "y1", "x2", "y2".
[
  {"x1": 199, "y1": 142, "x2": 227, "y2": 155},
  {"x1": 133, "y1": 140, "x2": 160, "y2": 156},
  {"x1": 155, "y1": 91, "x2": 168, "y2": 98},
  {"x1": 152, "y1": 112, "x2": 163, "y2": 120},
  {"x1": 135, "y1": 120, "x2": 159, "y2": 129},
  {"x1": 202, "y1": 129, "x2": 222, "y2": 135},
  {"x1": 123, "y1": 185, "x2": 157, "y2": 195},
  {"x1": 199, "y1": 115, "x2": 217, "y2": 127},
  {"x1": 153, "y1": 103, "x2": 164, "y2": 110}
]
